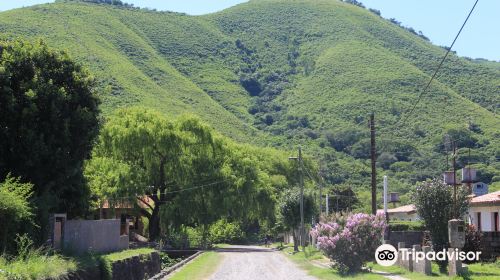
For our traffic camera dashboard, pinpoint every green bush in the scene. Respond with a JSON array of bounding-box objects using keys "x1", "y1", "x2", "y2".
[
  {"x1": 209, "y1": 219, "x2": 245, "y2": 244},
  {"x1": 159, "y1": 252, "x2": 182, "y2": 269},
  {"x1": 389, "y1": 221, "x2": 425, "y2": 231},
  {"x1": 0, "y1": 234, "x2": 77, "y2": 280},
  {"x1": 0, "y1": 175, "x2": 34, "y2": 254}
]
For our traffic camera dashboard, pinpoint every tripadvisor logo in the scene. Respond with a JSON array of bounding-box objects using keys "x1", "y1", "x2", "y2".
[
  {"x1": 374, "y1": 244, "x2": 482, "y2": 266},
  {"x1": 375, "y1": 244, "x2": 398, "y2": 266}
]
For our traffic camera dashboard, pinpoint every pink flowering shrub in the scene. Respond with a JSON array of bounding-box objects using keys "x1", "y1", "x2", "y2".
[{"x1": 310, "y1": 212, "x2": 386, "y2": 274}]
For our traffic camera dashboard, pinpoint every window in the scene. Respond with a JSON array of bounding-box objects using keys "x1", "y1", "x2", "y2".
[
  {"x1": 477, "y1": 212, "x2": 482, "y2": 231},
  {"x1": 494, "y1": 212, "x2": 499, "y2": 232}
]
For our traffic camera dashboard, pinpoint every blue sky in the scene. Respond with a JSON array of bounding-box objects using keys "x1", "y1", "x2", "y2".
[{"x1": 0, "y1": 0, "x2": 498, "y2": 60}]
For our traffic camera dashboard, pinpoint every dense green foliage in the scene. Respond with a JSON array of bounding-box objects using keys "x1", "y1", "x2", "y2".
[
  {"x1": 0, "y1": 234, "x2": 77, "y2": 280},
  {"x1": 412, "y1": 179, "x2": 469, "y2": 270},
  {"x1": 0, "y1": 40, "x2": 100, "y2": 226},
  {"x1": 277, "y1": 188, "x2": 317, "y2": 251},
  {"x1": 0, "y1": 176, "x2": 34, "y2": 254},
  {"x1": 87, "y1": 107, "x2": 313, "y2": 241},
  {"x1": 209, "y1": 219, "x2": 245, "y2": 244},
  {"x1": 389, "y1": 220, "x2": 425, "y2": 232},
  {"x1": 0, "y1": 0, "x2": 498, "y2": 209}
]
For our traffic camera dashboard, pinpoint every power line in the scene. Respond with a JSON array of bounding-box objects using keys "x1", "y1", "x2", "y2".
[
  {"x1": 384, "y1": 0, "x2": 480, "y2": 131},
  {"x1": 99, "y1": 178, "x2": 234, "y2": 202}
]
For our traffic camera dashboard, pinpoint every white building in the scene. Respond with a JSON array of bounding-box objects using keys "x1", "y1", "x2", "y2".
[
  {"x1": 468, "y1": 190, "x2": 500, "y2": 232},
  {"x1": 385, "y1": 204, "x2": 420, "y2": 222}
]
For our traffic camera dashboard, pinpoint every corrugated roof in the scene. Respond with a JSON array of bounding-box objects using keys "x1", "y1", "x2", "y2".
[{"x1": 470, "y1": 191, "x2": 500, "y2": 205}]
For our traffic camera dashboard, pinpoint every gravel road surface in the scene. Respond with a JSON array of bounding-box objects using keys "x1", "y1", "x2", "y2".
[{"x1": 207, "y1": 245, "x2": 317, "y2": 280}]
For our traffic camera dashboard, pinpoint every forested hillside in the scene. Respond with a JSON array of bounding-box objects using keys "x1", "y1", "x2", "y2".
[{"x1": 0, "y1": 0, "x2": 498, "y2": 208}]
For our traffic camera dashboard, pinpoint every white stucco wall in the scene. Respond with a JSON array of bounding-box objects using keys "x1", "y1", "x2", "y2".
[{"x1": 468, "y1": 205, "x2": 500, "y2": 232}]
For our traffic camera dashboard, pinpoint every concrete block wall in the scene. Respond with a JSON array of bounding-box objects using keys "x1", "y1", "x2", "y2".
[
  {"x1": 480, "y1": 232, "x2": 500, "y2": 259},
  {"x1": 64, "y1": 219, "x2": 128, "y2": 254},
  {"x1": 397, "y1": 242, "x2": 432, "y2": 276}
]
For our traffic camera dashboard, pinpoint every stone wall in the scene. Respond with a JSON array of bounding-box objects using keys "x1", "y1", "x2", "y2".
[
  {"x1": 111, "y1": 251, "x2": 161, "y2": 280},
  {"x1": 481, "y1": 232, "x2": 500, "y2": 259},
  {"x1": 64, "y1": 219, "x2": 128, "y2": 254},
  {"x1": 56, "y1": 251, "x2": 161, "y2": 280}
]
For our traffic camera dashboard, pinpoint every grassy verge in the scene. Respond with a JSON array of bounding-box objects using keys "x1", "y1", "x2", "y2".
[
  {"x1": 169, "y1": 252, "x2": 222, "y2": 280},
  {"x1": 371, "y1": 260, "x2": 500, "y2": 279},
  {"x1": 0, "y1": 252, "x2": 77, "y2": 280},
  {"x1": 0, "y1": 246, "x2": 157, "y2": 280},
  {"x1": 282, "y1": 246, "x2": 385, "y2": 280},
  {"x1": 102, "y1": 247, "x2": 156, "y2": 262}
]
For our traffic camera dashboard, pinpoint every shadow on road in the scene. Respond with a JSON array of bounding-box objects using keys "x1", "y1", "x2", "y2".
[{"x1": 214, "y1": 246, "x2": 278, "y2": 253}]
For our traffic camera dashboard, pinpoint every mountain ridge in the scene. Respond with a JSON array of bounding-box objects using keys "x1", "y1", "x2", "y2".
[{"x1": 0, "y1": 0, "x2": 498, "y2": 203}]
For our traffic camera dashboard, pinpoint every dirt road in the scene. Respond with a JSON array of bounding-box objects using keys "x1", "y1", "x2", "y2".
[{"x1": 207, "y1": 245, "x2": 317, "y2": 280}]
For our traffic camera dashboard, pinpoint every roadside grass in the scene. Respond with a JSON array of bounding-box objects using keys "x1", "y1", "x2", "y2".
[
  {"x1": 371, "y1": 260, "x2": 500, "y2": 279},
  {"x1": 282, "y1": 246, "x2": 386, "y2": 280},
  {"x1": 0, "y1": 252, "x2": 77, "y2": 280},
  {"x1": 169, "y1": 251, "x2": 222, "y2": 280},
  {"x1": 0, "y1": 247, "x2": 158, "y2": 280}
]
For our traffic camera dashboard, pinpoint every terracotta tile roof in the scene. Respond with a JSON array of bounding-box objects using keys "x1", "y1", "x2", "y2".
[
  {"x1": 470, "y1": 191, "x2": 500, "y2": 206},
  {"x1": 383, "y1": 204, "x2": 416, "y2": 214}
]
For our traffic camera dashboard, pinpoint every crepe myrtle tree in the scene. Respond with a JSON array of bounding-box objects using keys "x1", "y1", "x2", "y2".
[
  {"x1": 311, "y1": 212, "x2": 386, "y2": 274},
  {"x1": 87, "y1": 107, "x2": 219, "y2": 240},
  {"x1": 411, "y1": 178, "x2": 469, "y2": 271}
]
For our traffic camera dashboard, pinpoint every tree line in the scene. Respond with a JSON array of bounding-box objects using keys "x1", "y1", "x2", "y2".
[{"x1": 0, "y1": 40, "x2": 317, "y2": 252}]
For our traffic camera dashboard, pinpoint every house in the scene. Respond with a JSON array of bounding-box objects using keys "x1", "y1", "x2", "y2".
[
  {"x1": 468, "y1": 190, "x2": 500, "y2": 232},
  {"x1": 95, "y1": 196, "x2": 154, "y2": 237},
  {"x1": 381, "y1": 204, "x2": 420, "y2": 221}
]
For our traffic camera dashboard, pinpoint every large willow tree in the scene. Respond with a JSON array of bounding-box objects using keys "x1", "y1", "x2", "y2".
[
  {"x1": 87, "y1": 107, "x2": 222, "y2": 239},
  {"x1": 87, "y1": 107, "x2": 311, "y2": 241}
]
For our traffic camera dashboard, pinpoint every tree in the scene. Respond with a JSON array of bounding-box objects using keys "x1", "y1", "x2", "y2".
[
  {"x1": 277, "y1": 188, "x2": 316, "y2": 251},
  {"x1": 311, "y1": 212, "x2": 386, "y2": 274},
  {"x1": 160, "y1": 141, "x2": 283, "y2": 246},
  {"x1": 412, "y1": 179, "x2": 469, "y2": 271},
  {"x1": 90, "y1": 107, "x2": 289, "y2": 242},
  {"x1": 84, "y1": 156, "x2": 140, "y2": 218},
  {"x1": 0, "y1": 175, "x2": 34, "y2": 254},
  {"x1": 88, "y1": 108, "x2": 222, "y2": 240},
  {"x1": 0, "y1": 40, "x2": 100, "y2": 222}
]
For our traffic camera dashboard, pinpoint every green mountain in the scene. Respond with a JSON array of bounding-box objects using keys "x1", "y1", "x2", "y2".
[{"x1": 1, "y1": 0, "x2": 498, "y2": 205}]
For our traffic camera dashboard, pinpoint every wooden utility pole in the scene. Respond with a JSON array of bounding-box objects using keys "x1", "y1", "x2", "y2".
[
  {"x1": 289, "y1": 147, "x2": 305, "y2": 250},
  {"x1": 370, "y1": 113, "x2": 377, "y2": 215},
  {"x1": 452, "y1": 143, "x2": 457, "y2": 219},
  {"x1": 318, "y1": 175, "x2": 323, "y2": 215},
  {"x1": 298, "y1": 147, "x2": 304, "y2": 249}
]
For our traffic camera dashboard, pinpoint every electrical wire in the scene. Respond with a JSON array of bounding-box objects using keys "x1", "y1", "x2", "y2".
[{"x1": 382, "y1": 0, "x2": 480, "y2": 131}]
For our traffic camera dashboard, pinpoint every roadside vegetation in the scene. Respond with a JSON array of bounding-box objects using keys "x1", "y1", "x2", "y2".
[
  {"x1": 168, "y1": 252, "x2": 222, "y2": 280},
  {"x1": 282, "y1": 246, "x2": 384, "y2": 280},
  {"x1": 371, "y1": 261, "x2": 500, "y2": 280}
]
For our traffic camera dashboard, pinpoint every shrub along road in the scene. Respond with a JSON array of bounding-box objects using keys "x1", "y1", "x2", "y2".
[{"x1": 207, "y1": 245, "x2": 316, "y2": 280}]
